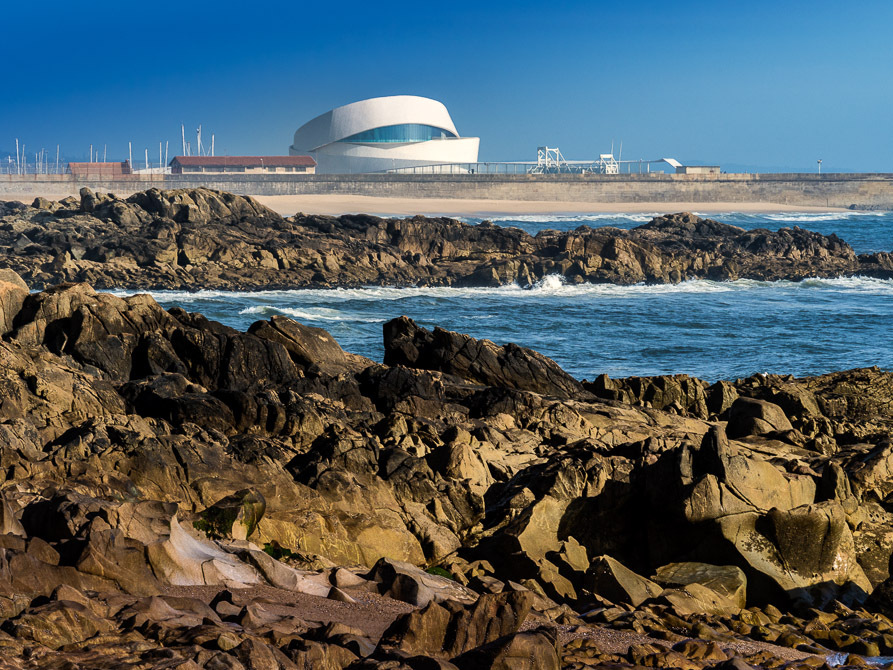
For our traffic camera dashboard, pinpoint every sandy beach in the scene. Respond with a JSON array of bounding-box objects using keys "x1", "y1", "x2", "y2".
[{"x1": 0, "y1": 191, "x2": 851, "y2": 218}]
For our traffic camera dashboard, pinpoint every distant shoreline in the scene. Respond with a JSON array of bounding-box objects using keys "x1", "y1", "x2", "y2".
[
  {"x1": 0, "y1": 191, "x2": 849, "y2": 217},
  {"x1": 251, "y1": 194, "x2": 851, "y2": 217}
]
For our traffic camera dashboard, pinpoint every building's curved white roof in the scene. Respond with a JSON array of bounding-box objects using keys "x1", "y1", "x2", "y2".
[{"x1": 292, "y1": 95, "x2": 461, "y2": 152}]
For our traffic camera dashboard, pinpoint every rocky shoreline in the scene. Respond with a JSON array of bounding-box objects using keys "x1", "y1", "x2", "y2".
[
  {"x1": 0, "y1": 187, "x2": 891, "y2": 290},
  {"x1": 0, "y1": 265, "x2": 892, "y2": 668}
]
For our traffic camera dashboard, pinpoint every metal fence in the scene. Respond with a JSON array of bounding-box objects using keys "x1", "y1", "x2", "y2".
[
  {"x1": 0, "y1": 161, "x2": 71, "y2": 175},
  {"x1": 385, "y1": 158, "x2": 672, "y2": 176}
]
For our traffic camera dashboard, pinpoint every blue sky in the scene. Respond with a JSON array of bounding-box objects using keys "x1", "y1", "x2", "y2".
[{"x1": 3, "y1": 0, "x2": 891, "y2": 171}]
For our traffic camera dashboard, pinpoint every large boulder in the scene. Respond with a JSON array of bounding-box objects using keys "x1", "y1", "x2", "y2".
[
  {"x1": 726, "y1": 397, "x2": 794, "y2": 438},
  {"x1": 657, "y1": 582, "x2": 742, "y2": 616},
  {"x1": 368, "y1": 557, "x2": 477, "y2": 607},
  {"x1": 380, "y1": 591, "x2": 534, "y2": 658},
  {"x1": 146, "y1": 516, "x2": 263, "y2": 588},
  {"x1": 653, "y1": 562, "x2": 747, "y2": 608},
  {"x1": 451, "y1": 627, "x2": 561, "y2": 670},
  {"x1": 711, "y1": 502, "x2": 871, "y2": 606},
  {"x1": 248, "y1": 315, "x2": 370, "y2": 375},
  {"x1": 195, "y1": 489, "x2": 267, "y2": 541},
  {"x1": 583, "y1": 555, "x2": 663, "y2": 606},
  {"x1": 383, "y1": 316, "x2": 592, "y2": 400},
  {"x1": 0, "y1": 269, "x2": 28, "y2": 335},
  {"x1": 684, "y1": 426, "x2": 815, "y2": 523}
]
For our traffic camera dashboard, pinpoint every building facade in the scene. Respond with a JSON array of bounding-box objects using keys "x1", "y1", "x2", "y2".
[
  {"x1": 676, "y1": 165, "x2": 721, "y2": 175},
  {"x1": 289, "y1": 95, "x2": 479, "y2": 174},
  {"x1": 169, "y1": 156, "x2": 316, "y2": 174},
  {"x1": 69, "y1": 161, "x2": 132, "y2": 176}
]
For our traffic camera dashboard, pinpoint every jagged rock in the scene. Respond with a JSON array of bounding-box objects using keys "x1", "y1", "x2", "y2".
[
  {"x1": 584, "y1": 556, "x2": 663, "y2": 606},
  {"x1": 8, "y1": 600, "x2": 115, "y2": 649},
  {"x1": 236, "y1": 547, "x2": 331, "y2": 596},
  {"x1": 379, "y1": 601, "x2": 452, "y2": 655},
  {"x1": 726, "y1": 397, "x2": 794, "y2": 438},
  {"x1": 380, "y1": 591, "x2": 534, "y2": 658},
  {"x1": 368, "y1": 558, "x2": 477, "y2": 607},
  {"x1": 75, "y1": 528, "x2": 160, "y2": 595},
  {"x1": 0, "y1": 271, "x2": 890, "y2": 665},
  {"x1": 489, "y1": 495, "x2": 568, "y2": 573},
  {"x1": 383, "y1": 316, "x2": 592, "y2": 400},
  {"x1": 0, "y1": 269, "x2": 27, "y2": 335},
  {"x1": 197, "y1": 489, "x2": 267, "y2": 541},
  {"x1": 709, "y1": 501, "x2": 871, "y2": 607},
  {"x1": 656, "y1": 582, "x2": 742, "y2": 616},
  {"x1": 249, "y1": 315, "x2": 370, "y2": 375},
  {"x1": 0, "y1": 492, "x2": 25, "y2": 537},
  {"x1": 147, "y1": 516, "x2": 263, "y2": 587},
  {"x1": 451, "y1": 627, "x2": 561, "y2": 670},
  {"x1": 442, "y1": 591, "x2": 534, "y2": 656},
  {"x1": 653, "y1": 562, "x2": 747, "y2": 608},
  {"x1": 0, "y1": 189, "x2": 882, "y2": 290}
]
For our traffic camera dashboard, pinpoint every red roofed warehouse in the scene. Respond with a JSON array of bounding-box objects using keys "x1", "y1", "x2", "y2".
[{"x1": 169, "y1": 156, "x2": 316, "y2": 174}]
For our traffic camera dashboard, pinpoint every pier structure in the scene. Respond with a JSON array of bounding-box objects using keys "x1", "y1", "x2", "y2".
[{"x1": 1, "y1": 172, "x2": 892, "y2": 210}]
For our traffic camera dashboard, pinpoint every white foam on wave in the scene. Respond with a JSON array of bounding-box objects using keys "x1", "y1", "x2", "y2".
[
  {"x1": 477, "y1": 213, "x2": 661, "y2": 225},
  {"x1": 238, "y1": 304, "x2": 386, "y2": 323},
  {"x1": 797, "y1": 275, "x2": 893, "y2": 293},
  {"x1": 112, "y1": 275, "x2": 893, "y2": 306},
  {"x1": 764, "y1": 211, "x2": 892, "y2": 223}
]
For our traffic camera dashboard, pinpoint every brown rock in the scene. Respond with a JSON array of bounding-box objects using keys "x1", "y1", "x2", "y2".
[{"x1": 584, "y1": 555, "x2": 663, "y2": 606}]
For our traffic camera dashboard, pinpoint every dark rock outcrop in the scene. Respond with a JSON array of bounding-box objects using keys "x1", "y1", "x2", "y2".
[
  {"x1": 0, "y1": 189, "x2": 888, "y2": 290},
  {"x1": 383, "y1": 316, "x2": 593, "y2": 400}
]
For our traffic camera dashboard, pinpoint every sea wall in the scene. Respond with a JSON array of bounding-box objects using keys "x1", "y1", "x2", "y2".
[{"x1": 2, "y1": 172, "x2": 893, "y2": 208}]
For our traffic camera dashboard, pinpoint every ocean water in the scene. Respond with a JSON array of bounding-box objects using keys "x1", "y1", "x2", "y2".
[
  {"x1": 116, "y1": 211, "x2": 893, "y2": 382},
  {"x1": 124, "y1": 276, "x2": 892, "y2": 383}
]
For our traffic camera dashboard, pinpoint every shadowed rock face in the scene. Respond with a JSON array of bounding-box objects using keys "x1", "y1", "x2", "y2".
[
  {"x1": 383, "y1": 316, "x2": 594, "y2": 401},
  {"x1": 0, "y1": 188, "x2": 890, "y2": 291},
  {"x1": 2, "y1": 272, "x2": 893, "y2": 666}
]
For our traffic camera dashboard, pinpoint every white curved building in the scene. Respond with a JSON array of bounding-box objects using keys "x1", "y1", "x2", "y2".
[{"x1": 289, "y1": 95, "x2": 479, "y2": 174}]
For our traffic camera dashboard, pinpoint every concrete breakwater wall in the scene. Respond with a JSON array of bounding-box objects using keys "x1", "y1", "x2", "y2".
[{"x1": 2, "y1": 172, "x2": 893, "y2": 208}]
